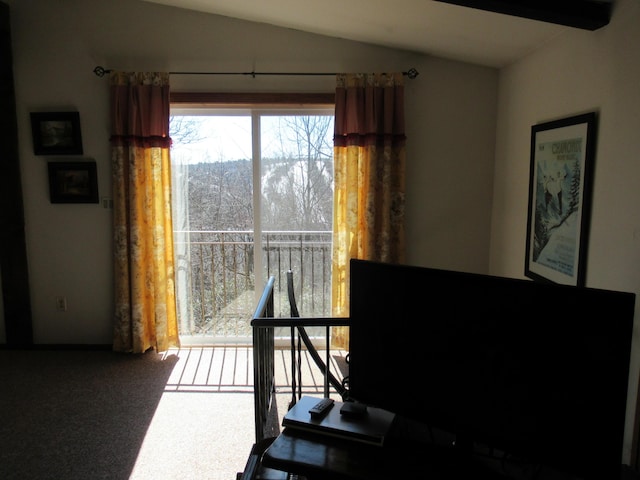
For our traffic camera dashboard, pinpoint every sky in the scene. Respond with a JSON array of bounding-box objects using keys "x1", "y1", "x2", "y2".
[
  {"x1": 170, "y1": 115, "x2": 252, "y2": 164},
  {"x1": 169, "y1": 112, "x2": 334, "y2": 164}
]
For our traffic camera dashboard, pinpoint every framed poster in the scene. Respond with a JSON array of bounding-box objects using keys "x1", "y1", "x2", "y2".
[
  {"x1": 524, "y1": 112, "x2": 597, "y2": 287},
  {"x1": 47, "y1": 161, "x2": 99, "y2": 204},
  {"x1": 30, "y1": 111, "x2": 83, "y2": 155}
]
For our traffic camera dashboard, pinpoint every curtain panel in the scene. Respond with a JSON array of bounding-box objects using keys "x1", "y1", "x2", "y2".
[
  {"x1": 331, "y1": 73, "x2": 407, "y2": 348},
  {"x1": 110, "y1": 72, "x2": 179, "y2": 353}
]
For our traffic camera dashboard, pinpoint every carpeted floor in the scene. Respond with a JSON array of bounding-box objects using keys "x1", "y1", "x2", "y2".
[
  {"x1": 130, "y1": 391, "x2": 256, "y2": 479},
  {"x1": 0, "y1": 349, "x2": 262, "y2": 480},
  {"x1": 0, "y1": 347, "x2": 346, "y2": 480}
]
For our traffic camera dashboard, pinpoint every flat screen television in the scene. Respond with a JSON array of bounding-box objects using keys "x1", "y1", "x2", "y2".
[{"x1": 348, "y1": 259, "x2": 635, "y2": 480}]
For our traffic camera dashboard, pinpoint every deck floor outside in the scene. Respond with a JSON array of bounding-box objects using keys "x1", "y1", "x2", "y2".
[{"x1": 163, "y1": 346, "x2": 348, "y2": 396}]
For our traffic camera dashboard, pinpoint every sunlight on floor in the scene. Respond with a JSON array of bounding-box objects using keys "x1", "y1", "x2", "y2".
[
  {"x1": 130, "y1": 391, "x2": 255, "y2": 480},
  {"x1": 128, "y1": 346, "x2": 347, "y2": 479}
]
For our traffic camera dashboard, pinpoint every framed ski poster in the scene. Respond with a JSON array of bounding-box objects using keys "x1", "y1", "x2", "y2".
[{"x1": 525, "y1": 112, "x2": 597, "y2": 286}]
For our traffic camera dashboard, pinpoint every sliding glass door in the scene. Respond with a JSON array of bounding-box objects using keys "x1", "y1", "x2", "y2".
[{"x1": 170, "y1": 106, "x2": 334, "y2": 345}]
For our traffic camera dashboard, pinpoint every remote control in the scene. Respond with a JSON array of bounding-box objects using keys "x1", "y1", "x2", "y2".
[{"x1": 308, "y1": 397, "x2": 334, "y2": 417}]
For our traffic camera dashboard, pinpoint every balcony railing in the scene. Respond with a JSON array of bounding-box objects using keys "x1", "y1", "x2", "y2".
[{"x1": 173, "y1": 230, "x2": 332, "y2": 344}]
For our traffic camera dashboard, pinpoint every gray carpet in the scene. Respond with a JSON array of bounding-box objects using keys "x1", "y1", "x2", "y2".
[{"x1": 0, "y1": 349, "x2": 261, "y2": 480}]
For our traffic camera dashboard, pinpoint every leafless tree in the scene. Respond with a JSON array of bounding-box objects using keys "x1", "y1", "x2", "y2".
[{"x1": 261, "y1": 115, "x2": 333, "y2": 231}]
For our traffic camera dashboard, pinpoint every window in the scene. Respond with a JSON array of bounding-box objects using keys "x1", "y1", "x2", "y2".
[{"x1": 170, "y1": 96, "x2": 334, "y2": 344}]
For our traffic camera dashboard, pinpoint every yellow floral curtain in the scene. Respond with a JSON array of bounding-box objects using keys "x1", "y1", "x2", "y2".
[
  {"x1": 331, "y1": 72, "x2": 406, "y2": 348},
  {"x1": 110, "y1": 71, "x2": 180, "y2": 353}
]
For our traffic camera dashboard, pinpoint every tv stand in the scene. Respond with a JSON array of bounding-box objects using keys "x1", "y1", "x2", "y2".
[
  {"x1": 254, "y1": 418, "x2": 640, "y2": 480},
  {"x1": 260, "y1": 419, "x2": 513, "y2": 480}
]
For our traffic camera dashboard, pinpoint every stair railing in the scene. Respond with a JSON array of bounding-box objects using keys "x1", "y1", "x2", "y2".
[{"x1": 251, "y1": 275, "x2": 349, "y2": 443}]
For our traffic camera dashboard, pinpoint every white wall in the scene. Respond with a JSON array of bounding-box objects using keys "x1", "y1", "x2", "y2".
[
  {"x1": 5, "y1": 0, "x2": 497, "y2": 345},
  {"x1": 405, "y1": 56, "x2": 498, "y2": 273},
  {"x1": 490, "y1": 0, "x2": 640, "y2": 463}
]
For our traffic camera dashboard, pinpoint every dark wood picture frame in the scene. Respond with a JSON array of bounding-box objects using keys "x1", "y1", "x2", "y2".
[
  {"x1": 47, "y1": 161, "x2": 98, "y2": 204},
  {"x1": 524, "y1": 112, "x2": 597, "y2": 287},
  {"x1": 30, "y1": 111, "x2": 83, "y2": 155}
]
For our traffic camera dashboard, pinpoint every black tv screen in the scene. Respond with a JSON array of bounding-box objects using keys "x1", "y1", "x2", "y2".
[{"x1": 348, "y1": 259, "x2": 635, "y2": 479}]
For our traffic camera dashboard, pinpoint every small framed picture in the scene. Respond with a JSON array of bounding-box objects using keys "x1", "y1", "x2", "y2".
[
  {"x1": 30, "y1": 111, "x2": 83, "y2": 155},
  {"x1": 47, "y1": 161, "x2": 99, "y2": 204}
]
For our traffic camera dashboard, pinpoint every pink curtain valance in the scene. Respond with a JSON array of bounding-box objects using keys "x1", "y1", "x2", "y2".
[
  {"x1": 334, "y1": 72, "x2": 406, "y2": 147},
  {"x1": 109, "y1": 71, "x2": 171, "y2": 148}
]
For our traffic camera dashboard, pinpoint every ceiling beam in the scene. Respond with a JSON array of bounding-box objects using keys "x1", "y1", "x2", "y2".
[{"x1": 433, "y1": 0, "x2": 612, "y2": 30}]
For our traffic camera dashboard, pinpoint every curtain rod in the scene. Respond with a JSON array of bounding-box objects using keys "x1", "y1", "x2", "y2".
[{"x1": 92, "y1": 65, "x2": 419, "y2": 79}]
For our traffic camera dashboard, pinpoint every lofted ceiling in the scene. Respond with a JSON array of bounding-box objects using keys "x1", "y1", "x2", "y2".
[{"x1": 140, "y1": 0, "x2": 612, "y2": 68}]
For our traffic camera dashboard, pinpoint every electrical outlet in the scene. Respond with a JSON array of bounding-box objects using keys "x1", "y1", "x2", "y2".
[{"x1": 56, "y1": 296, "x2": 67, "y2": 312}]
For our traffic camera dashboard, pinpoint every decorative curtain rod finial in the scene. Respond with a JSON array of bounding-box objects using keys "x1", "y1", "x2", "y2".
[
  {"x1": 406, "y1": 68, "x2": 419, "y2": 79},
  {"x1": 93, "y1": 66, "x2": 110, "y2": 77}
]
